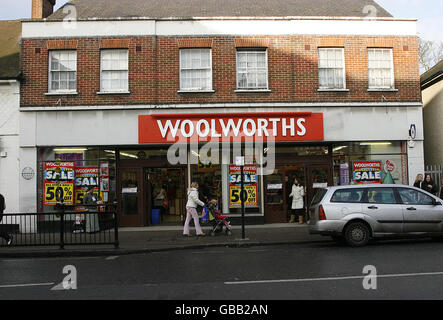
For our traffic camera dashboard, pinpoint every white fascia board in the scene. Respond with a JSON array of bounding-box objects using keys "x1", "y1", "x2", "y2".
[
  {"x1": 20, "y1": 102, "x2": 423, "y2": 112},
  {"x1": 22, "y1": 18, "x2": 417, "y2": 38},
  {"x1": 22, "y1": 20, "x2": 156, "y2": 38},
  {"x1": 156, "y1": 19, "x2": 417, "y2": 37}
]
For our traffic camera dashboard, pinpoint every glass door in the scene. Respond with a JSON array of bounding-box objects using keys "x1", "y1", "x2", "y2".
[
  {"x1": 264, "y1": 167, "x2": 285, "y2": 223},
  {"x1": 118, "y1": 168, "x2": 143, "y2": 227}
]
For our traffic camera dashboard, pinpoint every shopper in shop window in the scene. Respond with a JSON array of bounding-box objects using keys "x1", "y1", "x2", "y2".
[
  {"x1": 289, "y1": 177, "x2": 305, "y2": 224},
  {"x1": 422, "y1": 174, "x2": 438, "y2": 196},
  {"x1": 413, "y1": 174, "x2": 424, "y2": 189},
  {"x1": 83, "y1": 186, "x2": 100, "y2": 233},
  {"x1": 183, "y1": 182, "x2": 206, "y2": 237}
]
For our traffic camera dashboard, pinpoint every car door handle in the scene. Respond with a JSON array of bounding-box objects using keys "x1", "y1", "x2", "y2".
[
  {"x1": 368, "y1": 206, "x2": 378, "y2": 210},
  {"x1": 407, "y1": 207, "x2": 417, "y2": 211}
]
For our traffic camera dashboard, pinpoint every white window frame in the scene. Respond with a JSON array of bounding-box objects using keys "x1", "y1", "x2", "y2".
[
  {"x1": 318, "y1": 48, "x2": 346, "y2": 90},
  {"x1": 236, "y1": 49, "x2": 269, "y2": 91},
  {"x1": 99, "y1": 49, "x2": 129, "y2": 94},
  {"x1": 48, "y1": 50, "x2": 77, "y2": 94},
  {"x1": 368, "y1": 48, "x2": 395, "y2": 90},
  {"x1": 179, "y1": 48, "x2": 213, "y2": 92}
]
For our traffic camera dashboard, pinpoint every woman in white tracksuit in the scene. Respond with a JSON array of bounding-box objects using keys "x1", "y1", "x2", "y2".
[
  {"x1": 289, "y1": 177, "x2": 306, "y2": 224},
  {"x1": 183, "y1": 182, "x2": 206, "y2": 237}
]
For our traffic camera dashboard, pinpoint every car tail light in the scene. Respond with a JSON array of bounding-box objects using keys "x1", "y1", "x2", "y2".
[{"x1": 318, "y1": 205, "x2": 327, "y2": 220}]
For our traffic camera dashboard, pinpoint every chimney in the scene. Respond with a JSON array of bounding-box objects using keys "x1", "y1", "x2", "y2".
[{"x1": 32, "y1": 0, "x2": 56, "y2": 19}]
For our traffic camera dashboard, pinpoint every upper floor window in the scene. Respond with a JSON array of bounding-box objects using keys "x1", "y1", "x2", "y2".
[
  {"x1": 318, "y1": 48, "x2": 346, "y2": 90},
  {"x1": 49, "y1": 50, "x2": 77, "y2": 93},
  {"x1": 368, "y1": 48, "x2": 394, "y2": 89},
  {"x1": 100, "y1": 49, "x2": 129, "y2": 93},
  {"x1": 179, "y1": 48, "x2": 212, "y2": 92},
  {"x1": 236, "y1": 49, "x2": 268, "y2": 90}
]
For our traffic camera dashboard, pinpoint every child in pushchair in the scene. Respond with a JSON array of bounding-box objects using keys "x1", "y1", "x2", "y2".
[{"x1": 204, "y1": 199, "x2": 233, "y2": 236}]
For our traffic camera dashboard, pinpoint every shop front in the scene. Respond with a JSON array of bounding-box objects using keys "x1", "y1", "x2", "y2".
[{"x1": 23, "y1": 105, "x2": 424, "y2": 227}]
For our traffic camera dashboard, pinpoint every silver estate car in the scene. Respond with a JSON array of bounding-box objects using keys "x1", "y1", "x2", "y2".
[{"x1": 308, "y1": 184, "x2": 443, "y2": 247}]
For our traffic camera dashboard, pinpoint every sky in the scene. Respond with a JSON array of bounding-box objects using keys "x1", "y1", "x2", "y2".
[{"x1": 0, "y1": 0, "x2": 441, "y2": 42}]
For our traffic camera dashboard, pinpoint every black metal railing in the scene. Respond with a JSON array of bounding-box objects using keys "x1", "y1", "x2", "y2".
[{"x1": 0, "y1": 205, "x2": 119, "y2": 249}]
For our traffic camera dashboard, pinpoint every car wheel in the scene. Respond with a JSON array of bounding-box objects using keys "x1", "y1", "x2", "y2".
[{"x1": 344, "y1": 222, "x2": 371, "y2": 247}]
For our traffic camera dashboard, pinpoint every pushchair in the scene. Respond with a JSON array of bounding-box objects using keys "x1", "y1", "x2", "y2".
[{"x1": 202, "y1": 199, "x2": 233, "y2": 237}]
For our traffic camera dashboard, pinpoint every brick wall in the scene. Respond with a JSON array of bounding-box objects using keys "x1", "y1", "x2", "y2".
[{"x1": 20, "y1": 35, "x2": 421, "y2": 107}]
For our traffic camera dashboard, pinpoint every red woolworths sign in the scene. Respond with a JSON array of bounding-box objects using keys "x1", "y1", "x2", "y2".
[{"x1": 139, "y1": 112, "x2": 324, "y2": 143}]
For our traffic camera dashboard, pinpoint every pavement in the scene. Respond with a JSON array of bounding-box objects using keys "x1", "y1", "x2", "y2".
[{"x1": 0, "y1": 223, "x2": 329, "y2": 258}]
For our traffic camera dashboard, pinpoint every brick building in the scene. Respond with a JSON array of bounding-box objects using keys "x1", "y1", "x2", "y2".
[{"x1": 19, "y1": 0, "x2": 423, "y2": 226}]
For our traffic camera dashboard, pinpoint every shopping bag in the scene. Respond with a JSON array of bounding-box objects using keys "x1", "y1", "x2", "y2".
[{"x1": 200, "y1": 206, "x2": 209, "y2": 223}]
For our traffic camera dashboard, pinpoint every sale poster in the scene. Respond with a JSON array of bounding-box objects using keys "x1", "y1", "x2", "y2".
[
  {"x1": 44, "y1": 162, "x2": 75, "y2": 205},
  {"x1": 229, "y1": 165, "x2": 258, "y2": 208},
  {"x1": 353, "y1": 161, "x2": 382, "y2": 184},
  {"x1": 74, "y1": 167, "x2": 100, "y2": 204}
]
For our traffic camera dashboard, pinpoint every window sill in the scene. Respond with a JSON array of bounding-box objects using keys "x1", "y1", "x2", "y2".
[
  {"x1": 235, "y1": 89, "x2": 272, "y2": 93},
  {"x1": 177, "y1": 90, "x2": 215, "y2": 94},
  {"x1": 97, "y1": 91, "x2": 131, "y2": 95},
  {"x1": 45, "y1": 91, "x2": 78, "y2": 96},
  {"x1": 368, "y1": 88, "x2": 398, "y2": 92},
  {"x1": 317, "y1": 88, "x2": 350, "y2": 92}
]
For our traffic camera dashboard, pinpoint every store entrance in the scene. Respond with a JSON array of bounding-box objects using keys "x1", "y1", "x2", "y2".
[
  {"x1": 264, "y1": 164, "x2": 332, "y2": 224},
  {"x1": 118, "y1": 161, "x2": 187, "y2": 227},
  {"x1": 146, "y1": 168, "x2": 186, "y2": 226}
]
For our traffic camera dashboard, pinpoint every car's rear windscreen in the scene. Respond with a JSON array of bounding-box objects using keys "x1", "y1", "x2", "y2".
[{"x1": 311, "y1": 189, "x2": 328, "y2": 206}]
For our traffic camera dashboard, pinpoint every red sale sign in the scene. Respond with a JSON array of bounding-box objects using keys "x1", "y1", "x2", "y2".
[{"x1": 353, "y1": 161, "x2": 382, "y2": 184}]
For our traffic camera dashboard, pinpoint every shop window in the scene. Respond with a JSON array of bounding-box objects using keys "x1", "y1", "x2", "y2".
[
  {"x1": 37, "y1": 147, "x2": 117, "y2": 213},
  {"x1": 191, "y1": 144, "x2": 262, "y2": 216},
  {"x1": 332, "y1": 142, "x2": 407, "y2": 186}
]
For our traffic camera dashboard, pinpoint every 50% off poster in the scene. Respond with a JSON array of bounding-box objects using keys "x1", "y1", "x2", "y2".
[
  {"x1": 44, "y1": 162, "x2": 75, "y2": 205},
  {"x1": 229, "y1": 165, "x2": 258, "y2": 208}
]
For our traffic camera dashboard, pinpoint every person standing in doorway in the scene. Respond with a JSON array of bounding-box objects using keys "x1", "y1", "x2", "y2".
[
  {"x1": 183, "y1": 182, "x2": 206, "y2": 237},
  {"x1": 289, "y1": 177, "x2": 305, "y2": 224},
  {"x1": 0, "y1": 193, "x2": 13, "y2": 245},
  {"x1": 285, "y1": 176, "x2": 293, "y2": 223}
]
